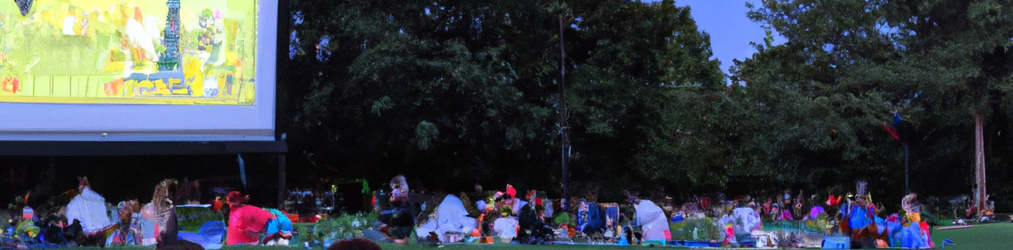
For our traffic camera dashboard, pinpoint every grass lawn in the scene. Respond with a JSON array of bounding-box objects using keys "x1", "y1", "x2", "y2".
[
  {"x1": 57, "y1": 222, "x2": 1013, "y2": 250},
  {"x1": 932, "y1": 222, "x2": 1013, "y2": 250},
  {"x1": 222, "y1": 222, "x2": 1013, "y2": 249},
  {"x1": 374, "y1": 243, "x2": 688, "y2": 250},
  {"x1": 96, "y1": 242, "x2": 688, "y2": 250},
  {"x1": 99, "y1": 244, "x2": 686, "y2": 250}
]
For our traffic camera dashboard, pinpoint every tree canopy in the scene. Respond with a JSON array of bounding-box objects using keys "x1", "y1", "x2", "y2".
[
  {"x1": 732, "y1": 0, "x2": 1013, "y2": 208},
  {"x1": 281, "y1": 0, "x2": 725, "y2": 201},
  {"x1": 280, "y1": 0, "x2": 1013, "y2": 208}
]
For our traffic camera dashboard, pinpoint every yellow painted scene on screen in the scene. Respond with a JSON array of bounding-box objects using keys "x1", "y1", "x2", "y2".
[{"x1": 0, "y1": 0, "x2": 258, "y2": 105}]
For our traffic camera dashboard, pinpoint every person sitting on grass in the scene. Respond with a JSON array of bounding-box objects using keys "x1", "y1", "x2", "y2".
[{"x1": 224, "y1": 191, "x2": 273, "y2": 245}]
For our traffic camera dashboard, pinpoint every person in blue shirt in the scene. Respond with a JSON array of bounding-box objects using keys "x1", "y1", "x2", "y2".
[
  {"x1": 842, "y1": 181, "x2": 877, "y2": 248},
  {"x1": 262, "y1": 208, "x2": 293, "y2": 245}
]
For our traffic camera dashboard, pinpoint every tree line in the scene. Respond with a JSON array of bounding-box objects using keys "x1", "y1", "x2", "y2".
[{"x1": 279, "y1": 0, "x2": 1013, "y2": 211}]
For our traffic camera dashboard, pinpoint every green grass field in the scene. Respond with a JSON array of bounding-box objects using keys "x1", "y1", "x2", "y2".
[
  {"x1": 291, "y1": 222, "x2": 1013, "y2": 249},
  {"x1": 54, "y1": 222, "x2": 1013, "y2": 250},
  {"x1": 97, "y1": 244, "x2": 683, "y2": 250},
  {"x1": 931, "y1": 222, "x2": 1013, "y2": 250},
  {"x1": 374, "y1": 243, "x2": 687, "y2": 250},
  {"x1": 365, "y1": 222, "x2": 1013, "y2": 249}
]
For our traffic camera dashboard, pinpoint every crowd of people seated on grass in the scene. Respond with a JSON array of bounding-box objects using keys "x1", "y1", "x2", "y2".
[
  {"x1": 1, "y1": 177, "x2": 292, "y2": 250},
  {"x1": 357, "y1": 176, "x2": 943, "y2": 249},
  {"x1": 1, "y1": 175, "x2": 968, "y2": 249}
]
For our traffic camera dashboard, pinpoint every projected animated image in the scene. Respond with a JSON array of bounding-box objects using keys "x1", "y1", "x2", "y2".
[{"x1": 0, "y1": 0, "x2": 258, "y2": 105}]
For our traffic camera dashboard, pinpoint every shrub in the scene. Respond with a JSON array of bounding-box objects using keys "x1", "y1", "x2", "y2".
[
  {"x1": 299, "y1": 212, "x2": 379, "y2": 247},
  {"x1": 176, "y1": 207, "x2": 224, "y2": 232},
  {"x1": 673, "y1": 218, "x2": 723, "y2": 242}
]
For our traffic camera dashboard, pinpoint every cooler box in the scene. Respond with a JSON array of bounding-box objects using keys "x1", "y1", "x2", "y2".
[{"x1": 822, "y1": 236, "x2": 850, "y2": 249}]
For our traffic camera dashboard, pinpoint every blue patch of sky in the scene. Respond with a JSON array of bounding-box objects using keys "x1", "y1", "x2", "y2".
[
  {"x1": 644, "y1": 0, "x2": 786, "y2": 82},
  {"x1": 290, "y1": 11, "x2": 304, "y2": 59},
  {"x1": 317, "y1": 35, "x2": 332, "y2": 61}
]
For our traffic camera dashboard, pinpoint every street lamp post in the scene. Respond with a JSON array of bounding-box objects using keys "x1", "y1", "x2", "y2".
[{"x1": 558, "y1": 17, "x2": 570, "y2": 212}]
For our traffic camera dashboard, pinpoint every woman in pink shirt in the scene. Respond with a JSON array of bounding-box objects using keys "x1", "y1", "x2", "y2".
[{"x1": 225, "y1": 191, "x2": 275, "y2": 245}]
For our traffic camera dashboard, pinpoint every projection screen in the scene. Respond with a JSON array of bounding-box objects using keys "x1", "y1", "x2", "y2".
[{"x1": 0, "y1": 0, "x2": 277, "y2": 141}]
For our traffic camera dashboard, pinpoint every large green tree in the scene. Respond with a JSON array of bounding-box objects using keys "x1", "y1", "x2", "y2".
[
  {"x1": 562, "y1": 0, "x2": 725, "y2": 198},
  {"x1": 284, "y1": 0, "x2": 561, "y2": 192},
  {"x1": 735, "y1": 0, "x2": 1013, "y2": 211},
  {"x1": 867, "y1": 0, "x2": 1013, "y2": 207},
  {"x1": 281, "y1": 0, "x2": 725, "y2": 200},
  {"x1": 731, "y1": 0, "x2": 908, "y2": 203}
]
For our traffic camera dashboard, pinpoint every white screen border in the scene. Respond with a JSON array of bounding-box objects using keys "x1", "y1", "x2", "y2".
[{"x1": 0, "y1": 0, "x2": 278, "y2": 142}]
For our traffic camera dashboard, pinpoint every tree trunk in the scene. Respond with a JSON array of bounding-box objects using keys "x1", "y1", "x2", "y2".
[{"x1": 975, "y1": 114, "x2": 986, "y2": 219}]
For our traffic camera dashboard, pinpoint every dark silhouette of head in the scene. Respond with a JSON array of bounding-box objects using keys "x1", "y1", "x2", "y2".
[{"x1": 327, "y1": 238, "x2": 381, "y2": 250}]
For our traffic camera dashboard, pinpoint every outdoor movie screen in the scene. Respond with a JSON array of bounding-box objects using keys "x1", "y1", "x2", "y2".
[{"x1": 0, "y1": 0, "x2": 277, "y2": 141}]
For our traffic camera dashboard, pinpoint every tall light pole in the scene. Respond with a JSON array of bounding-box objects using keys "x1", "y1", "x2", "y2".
[
  {"x1": 903, "y1": 142, "x2": 909, "y2": 194},
  {"x1": 558, "y1": 17, "x2": 570, "y2": 212},
  {"x1": 892, "y1": 114, "x2": 913, "y2": 195}
]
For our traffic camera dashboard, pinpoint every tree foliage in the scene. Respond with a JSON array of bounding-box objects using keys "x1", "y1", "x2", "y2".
[
  {"x1": 734, "y1": 0, "x2": 1013, "y2": 209},
  {"x1": 281, "y1": 0, "x2": 724, "y2": 200},
  {"x1": 280, "y1": 0, "x2": 1013, "y2": 208},
  {"x1": 730, "y1": 0, "x2": 900, "y2": 197}
]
